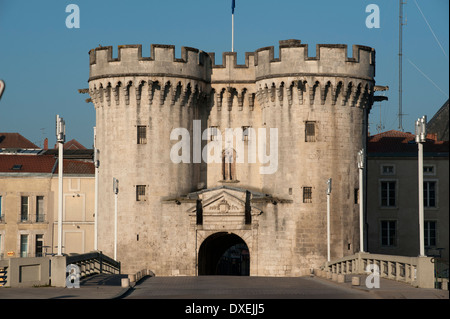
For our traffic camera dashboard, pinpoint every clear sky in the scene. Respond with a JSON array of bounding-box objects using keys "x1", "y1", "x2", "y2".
[{"x1": 0, "y1": 0, "x2": 448, "y2": 148}]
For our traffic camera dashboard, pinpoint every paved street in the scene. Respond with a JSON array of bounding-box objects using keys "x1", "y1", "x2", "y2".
[{"x1": 124, "y1": 275, "x2": 374, "y2": 299}]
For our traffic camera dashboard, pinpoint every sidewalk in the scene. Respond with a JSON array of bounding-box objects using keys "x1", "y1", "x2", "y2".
[
  {"x1": 315, "y1": 274, "x2": 449, "y2": 299},
  {"x1": 0, "y1": 274, "x2": 130, "y2": 299}
]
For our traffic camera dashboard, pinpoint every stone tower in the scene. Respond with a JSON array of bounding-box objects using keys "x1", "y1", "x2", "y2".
[{"x1": 88, "y1": 40, "x2": 376, "y2": 276}]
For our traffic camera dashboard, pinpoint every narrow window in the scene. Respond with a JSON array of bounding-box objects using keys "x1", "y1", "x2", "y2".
[
  {"x1": 136, "y1": 185, "x2": 146, "y2": 201},
  {"x1": 354, "y1": 188, "x2": 359, "y2": 204},
  {"x1": 137, "y1": 126, "x2": 147, "y2": 144},
  {"x1": 222, "y1": 149, "x2": 236, "y2": 181},
  {"x1": 36, "y1": 196, "x2": 44, "y2": 222},
  {"x1": 381, "y1": 181, "x2": 396, "y2": 207},
  {"x1": 423, "y1": 166, "x2": 434, "y2": 175},
  {"x1": 21, "y1": 196, "x2": 29, "y2": 222},
  {"x1": 381, "y1": 221, "x2": 396, "y2": 246},
  {"x1": 424, "y1": 221, "x2": 436, "y2": 247},
  {"x1": 35, "y1": 234, "x2": 44, "y2": 257},
  {"x1": 303, "y1": 187, "x2": 312, "y2": 203},
  {"x1": 424, "y1": 181, "x2": 436, "y2": 208},
  {"x1": 242, "y1": 126, "x2": 251, "y2": 141},
  {"x1": 20, "y1": 234, "x2": 28, "y2": 257},
  {"x1": 0, "y1": 195, "x2": 3, "y2": 222},
  {"x1": 209, "y1": 126, "x2": 218, "y2": 141},
  {"x1": 305, "y1": 122, "x2": 316, "y2": 142}
]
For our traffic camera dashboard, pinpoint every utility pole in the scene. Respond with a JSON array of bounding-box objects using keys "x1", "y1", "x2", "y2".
[
  {"x1": 398, "y1": 0, "x2": 407, "y2": 131},
  {"x1": 415, "y1": 115, "x2": 427, "y2": 257},
  {"x1": 56, "y1": 115, "x2": 65, "y2": 256}
]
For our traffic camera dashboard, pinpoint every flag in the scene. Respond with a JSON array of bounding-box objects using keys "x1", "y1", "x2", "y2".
[{"x1": 232, "y1": 0, "x2": 235, "y2": 14}]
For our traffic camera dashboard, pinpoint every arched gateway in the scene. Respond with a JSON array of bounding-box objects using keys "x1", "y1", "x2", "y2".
[{"x1": 198, "y1": 232, "x2": 250, "y2": 276}]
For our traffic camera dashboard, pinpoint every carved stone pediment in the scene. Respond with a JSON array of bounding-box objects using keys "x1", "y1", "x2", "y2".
[{"x1": 187, "y1": 187, "x2": 262, "y2": 217}]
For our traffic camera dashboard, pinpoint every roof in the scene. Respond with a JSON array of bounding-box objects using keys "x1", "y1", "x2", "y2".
[
  {"x1": 52, "y1": 139, "x2": 88, "y2": 150},
  {"x1": 0, "y1": 133, "x2": 39, "y2": 149},
  {"x1": 368, "y1": 130, "x2": 449, "y2": 157},
  {"x1": 0, "y1": 154, "x2": 94, "y2": 175},
  {"x1": 427, "y1": 99, "x2": 449, "y2": 142}
]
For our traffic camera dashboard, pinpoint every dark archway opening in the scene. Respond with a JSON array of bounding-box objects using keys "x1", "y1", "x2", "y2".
[{"x1": 198, "y1": 232, "x2": 250, "y2": 276}]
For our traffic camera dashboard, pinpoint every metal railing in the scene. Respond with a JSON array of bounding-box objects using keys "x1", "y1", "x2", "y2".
[{"x1": 66, "y1": 251, "x2": 121, "y2": 279}]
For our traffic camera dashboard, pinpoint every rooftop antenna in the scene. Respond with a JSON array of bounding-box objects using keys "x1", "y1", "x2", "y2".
[{"x1": 398, "y1": 0, "x2": 407, "y2": 131}]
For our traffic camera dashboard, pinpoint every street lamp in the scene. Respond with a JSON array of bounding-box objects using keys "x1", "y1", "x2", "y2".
[
  {"x1": 93, "y1": 127, "x2": 100, "y2": 251},
  {"x1": 357, "y1": 149, "x2": 365, "y2": 253},
  {"x1": 56, "y1": 115, "x2": 65, "y2": 256},
  {"x1": 415, "y1": 115, "x2": 427, "y2": 257},
  {"x1": 113, "y1": 177, "x2": 119, "y2": 260},
  {"x1": 327, "y1": 178, "x2": 332, "y2": 262}
]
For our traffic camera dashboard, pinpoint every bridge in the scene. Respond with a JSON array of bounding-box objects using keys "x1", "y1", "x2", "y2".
[{"x1": 0, "y1": 251, "x2": 448, "y2": 295}]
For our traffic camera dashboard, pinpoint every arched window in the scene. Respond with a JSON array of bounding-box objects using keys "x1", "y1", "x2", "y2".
[{"x1": 222, "y1": 148, "x2": 236, "y2": 181}]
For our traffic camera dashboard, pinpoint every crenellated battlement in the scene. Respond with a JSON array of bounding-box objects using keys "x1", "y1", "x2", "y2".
[
  {"x1": 253, "y1": 40, "x2": 375, "y2": 81},
  {"x1": 89, "y1": 44, "x2": 212, "y2": 82}
]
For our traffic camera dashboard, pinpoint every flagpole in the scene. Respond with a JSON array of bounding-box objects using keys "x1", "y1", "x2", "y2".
[{"x1": 232, "y1": 12, "x2": 234, "y2": 52}]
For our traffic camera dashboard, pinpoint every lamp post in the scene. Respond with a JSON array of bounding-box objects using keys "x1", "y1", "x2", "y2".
[
  {"x1": 113, "y1": 177, "x2": 119, "y2": 260},
  {"x1": 56, "y1": 115, "x2": 65, "y2": 256},
  {"x1": 358, "y1": 149, "x2": 365, "y2": 253},
  {"x1": 415, "y1": 115, "x2": 427, "y2": 257},
  {"x1": 327, "y1": 178, "x2": 332, "y2": 262}
]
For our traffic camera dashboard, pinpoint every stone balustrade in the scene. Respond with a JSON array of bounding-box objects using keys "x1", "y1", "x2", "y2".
[{"x1": 316, "y1": 252, "x2": 437, "y2": 289}]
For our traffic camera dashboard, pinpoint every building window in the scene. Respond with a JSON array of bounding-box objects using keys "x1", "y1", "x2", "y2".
[
  {"x1": 21, "y1": 196, "x2": 29, "y2": 222},
  {"x1": 35, "y1": 234, "x2": 44, "y2": 257},
  {"x1": 381, "y1": 165, "x2": 395, "y2": 175},
  {"x1": 242, "y1": 126, "x2": 251, "y2": 141},
  {"x1": 354, "y1": 188, "x2": 359, "y2": 204},
  {"x1": 0, "y1": 196, "x2": 3, "y2": 222},
  {"x1": 424, "y1": 221, "x2": 436, "y2": 247},
  {"x1": 20, "y1": 234, "x2": 28, "y2": 257},
  {"x1": 381, "y1": 220, "x2": 396, "y2": 247},
  {"x1": 136, "y1": 185, "x2": 146, "y2": 201},
  {"x1": 381, "y1": 181, "x2": 396, "y2": 207},
  {"x1": 222, "y1": 149, "x2": 236, "y2": 181},
  {"x1": 137, "y1": 125, "x2": 147, "y2": 144},
  {"x1": 303, "y1": 187, "x2": 312, "y2": 203},
  {"x1": 424, "y1": 181, "x2": 436, "y2": 208},
  {"x1": 209, "y1": 126, "x2": 219, "y2": 141},
  {"x1": 305, "y1": 122, "x2": 316, "y2": 142},
  {"x1": 36, "y1": 196, "x2": 44, "y2": 222},
  {"x1": 423, "y1": 165, "x2": 435, "y2": 175}
]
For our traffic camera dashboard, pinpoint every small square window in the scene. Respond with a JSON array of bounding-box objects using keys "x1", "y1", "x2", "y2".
[
  {"x1": 136, "y1": 185, "x2": 146, "y2": 201},
  {"x1": 424, "y1": 166, "x2": 435, "y2": 175},
  {"x1": 303, "y1": 187, "x2": 312, "y2": 203},
  {"x1": 382, "y1": 165, "x2": 395, "y2": 175},
  {"x1": 137, "y1": 126, "x2": 147, "y2": 144},
  {"x1": 305, "y1": 122, "x2": 316, "y2": 142}
]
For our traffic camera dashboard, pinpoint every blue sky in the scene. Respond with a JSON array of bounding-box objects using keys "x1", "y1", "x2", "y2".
[{"x1": 0, "y1": 0, "x2": 448, "y2": 148}]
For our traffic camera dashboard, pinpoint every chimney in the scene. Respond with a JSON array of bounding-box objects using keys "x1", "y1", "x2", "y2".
[{"x1": 44, "y1": 138, "x2": 48, "y2": 150}]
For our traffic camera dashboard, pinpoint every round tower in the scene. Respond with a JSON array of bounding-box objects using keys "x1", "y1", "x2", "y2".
[
  {"x1": 88, "y1": 44, "x2": 211, "y2": 271},
  {"x1": 253, "y1": 39, "x2": 375, "y2": 268}
]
